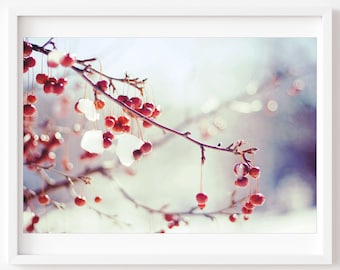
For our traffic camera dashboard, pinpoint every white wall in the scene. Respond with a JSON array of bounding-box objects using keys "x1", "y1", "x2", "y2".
[{"x1": 1, "y1": 0, "x2": 339, "y2": 269}]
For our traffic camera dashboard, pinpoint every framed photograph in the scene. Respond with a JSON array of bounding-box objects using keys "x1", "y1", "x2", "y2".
[{"x1": 8, "y1": 4, "x2": 332, "y2": 265}]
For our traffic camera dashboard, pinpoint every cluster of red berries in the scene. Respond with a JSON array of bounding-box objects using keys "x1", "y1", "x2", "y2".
[
  {"x1": 25, "y1": 213, "x2": 40, "y2": 233},
  {"x1": 24, "y1": 131, "x2": 64, "y2": 165},
  {"x1": 133, "y1": 141, "x2": 153, "y2": 160},
  {"x1": 229, "y1": 193, "x2": 266, "y2": 222},
  {"x1": 233, "y1": 162, "x2": 261, "y2": 188},
  {"x1": 23, "y1": 41, "x2": 36, "y2": 73},
  {"x1": 163, "y1": 213, "x2": 180, "y2": 229},
  {"x1": 36, "y1": 73, "x2": 68, "y2": 95},
  {"x1": 104, "y1": 115, "x2": 131, "y2": 133},
  {"x1": 117, "y1": 95, "x2": 161, "y2": 128},
  {"x1": 74, "y1": 195, "x2": 102, "y2": 207}
]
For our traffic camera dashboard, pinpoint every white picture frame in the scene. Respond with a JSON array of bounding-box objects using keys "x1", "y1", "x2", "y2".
[{"x1": 7, "y1": 4, "x2": 332, "y2": 265}]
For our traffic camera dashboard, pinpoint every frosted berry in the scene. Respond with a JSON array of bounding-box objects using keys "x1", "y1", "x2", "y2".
[
  {"x1": 38, "y1": 193, "x2": 50, "y2": 205},
  {"x1": 74, "y1": 196, "x2": 87, "y2": 207},
  {"x1": 23, "y1": 104, "x2": 37, "y2": 116},
  {"x1": 103, "y1": 137, "x2": 113, "y2": 148},
  {"x1": 249, "y1": 166, "x2": 261, "y2": 179},
  {"x1": 140, "y1": 142, "x2": 152, "y2": 154},
  {"x1": 250, "y1": 193, "x2": 265, "y2": 206},
  {"x1": 234, "y1": 176, "x2": 249, "y2": 187}
]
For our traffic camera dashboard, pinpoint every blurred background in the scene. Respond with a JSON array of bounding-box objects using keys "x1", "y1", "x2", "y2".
[{"x1": 23, "y1": 37, "x2": 317, "y2": 233}]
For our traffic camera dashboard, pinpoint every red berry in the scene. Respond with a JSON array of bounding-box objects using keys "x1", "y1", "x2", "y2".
[
  {"x1": 117, "y1": 95, "x2": 129, "y2": 103},
  {"x1": 27, "y1": 95, "x2": 37, "y2": 104},
  {"x1": 103, "y1": 130, "x2": 114, "y2": 140},
  {"x1": 104, "y1": 116, "x2": 116, "y2": 128},
  {"x1": 196, "y1": 192, "x2": 208, "y2": 203},
  {"x1": 140, "y1": 142, "x2": 152, "y2": 154},
  {"x1": 164, "y1": 214, "x2": 174, "y2": 222},
  {"x1": 31, "y1": 215, "x2": 40, "y2": 224},
  {"x1": 96, "y1": 80, "x2": 108, "y2": 91},
  {"x1": 23, "y1": 65, "x2": 29, "y2": 73},
  {"x1": 103, "y1": 137, "x2": 113, "y2": 148},
  {"x1": 243, "y1": 215, "x2": 250, "y2": 221},
  {"x1": 244, "y1": 201, "x2": 255, "y2": 210},
  {"x1": 94, "y1": 99, "x2": 105, "y2": 110},
  {"x1": 74, "y1": 196, "x2": 87, "y2": 207},
  {"x1": 48, "y1": 77, "x2": 57, "y2": 83},
  {"x1": 123, "y1": 125, "x2": 131, "y2": 133},
  {"x1": 233, "y1": 163, "x2": 250, "y2": 177},
  {"x1": 43, "y1": 81, "x2": 55, "y2": 93},
  {"x1": 152, "y1": 107, "x2": 161, "y2": 118},
  {"x1": 58, "y1": 77, "x2": 68, "y2": 86},
  {"x1": 250, "y1": 193, "x2": 266, "y2": 206},
  {"x1": 53, "y1": 82, "x2": 64, "y2": 95},
  {"x1": 234, "y1": 176, "x2": 249, "y2": 187},
  {"x1": 23, "y1": 104, "x2": 36, "y2": 116},
  {"x1": 140, "y1": 107, "x2": 153, "y2": 117},
  {"x1": 249, "y1": 166, "x2": 261, "y2": 179},
  {"x1": 36, "y1": 73, "x2": 49, "y2": 84},
  {"x1": 143, "y1": 102, "x2": 155, "y2": 111},
  {"x1": 94, "y1": 196, "x2": 102, "y2": 203},
  {"x1": 133, "y1": 149, "x2": 143, "y2": 160},
  {"x1": 23, "y1": 41, "x2": 33, "y2": 57},
  {"x1": 118, "y1": 115, "x2": 130, "y2": 125},
  {"x1": 196, "y1": 192, "x2": 208, "y2": 209},
  {"x1": 142, "y1": 120, "x2": 152, "y2": 128},
  {"x1": 241, "y1": 206, "x2": 253, "y2": 215},
  {"x1": 60, "y1": 53, "x2": 76, "y2": 67},
  {"x1": 229, "y1": 214, "x2": 238, "y2": 223},
  {"x1": 38, "y1": 193, "x2": 50, "y2": 205},
  {"x1": 25, "y1": 223, "x2": 35, "y2": 233},
  {"x1": 25, "y1": 57, "x2": 36, "y2": 68},
  {"x1": 130, "y1": 97, "x2": 142, "y2": 109}
]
